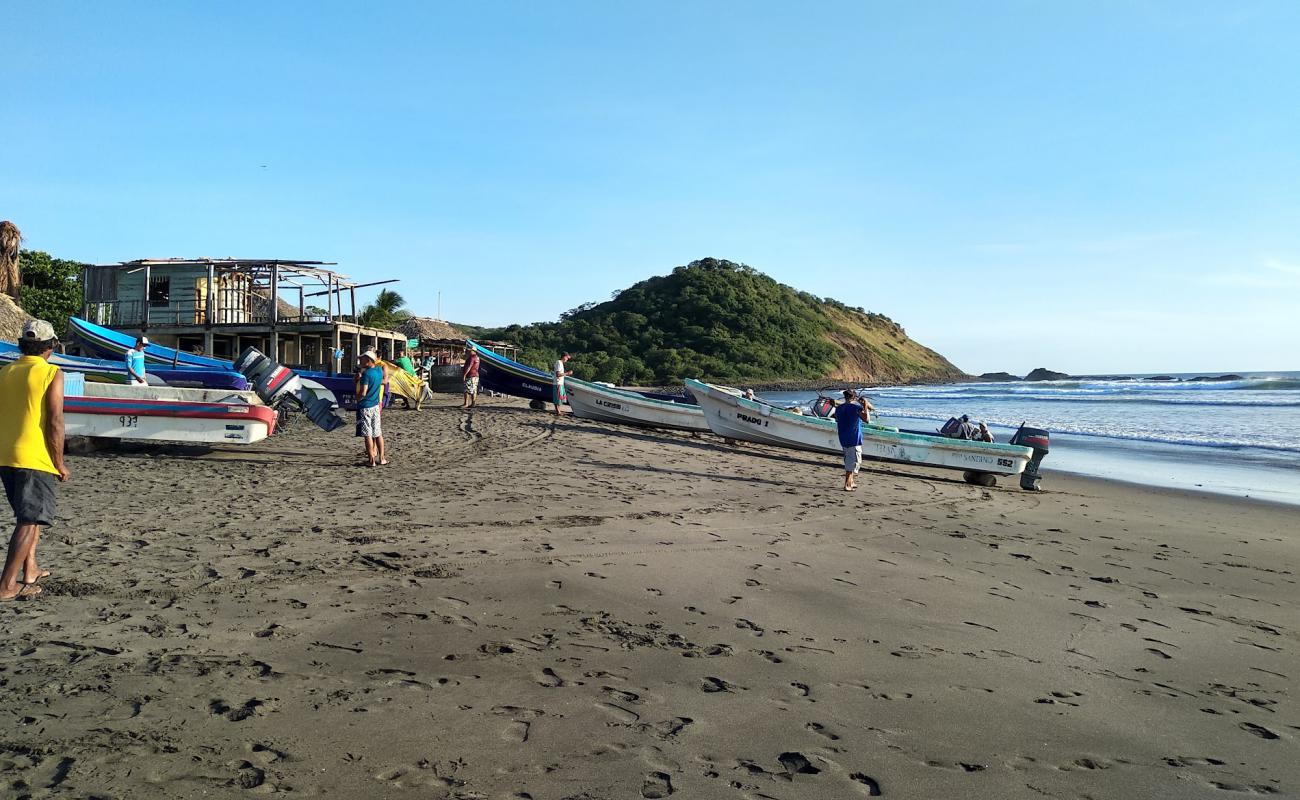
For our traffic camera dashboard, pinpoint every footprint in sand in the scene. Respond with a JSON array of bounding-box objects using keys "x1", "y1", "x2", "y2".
[
  {"x1": 602, "y1": 686, "x2": 642, "y2": 705},
  {"x1": 597, "y1": 702, "x2": 641, "y2": 723},
  {"x1": 701, "y1": 676, "x2": 739, "y2": 693},
  {"x1": 1239, "y1": 722, "x2": 1280, "y2": 740},
  {"x1": 805, "y1": 722, "x2": 840, "y2": 741},
  {"x1": 502, "y1": 720, "x2": 530, "y2": 742},
  {"x1": 641, "y1": 771, "x2": 674, "y2": 798}
]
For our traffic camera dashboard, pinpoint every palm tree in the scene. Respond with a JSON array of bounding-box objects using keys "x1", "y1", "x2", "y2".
[
  {"x1": 358, "y1": 288, "x2": 411, "y2": 330},
  {"x1": 0, "y1": 221, "x2": 20, "y2": 300}
]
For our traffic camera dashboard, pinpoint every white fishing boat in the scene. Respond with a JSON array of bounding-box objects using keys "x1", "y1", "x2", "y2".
[
  {"x1": 65, "y1": 382, "x2": 277, "y2": 444},
  {"x1": 686, "y1": 379, "x2": 1045, "y2": 485},
  {"x1": 566, "y1": 378, "x2": 709, "y2": 432}
]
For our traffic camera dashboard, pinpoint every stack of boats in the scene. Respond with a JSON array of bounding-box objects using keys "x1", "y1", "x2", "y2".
[
  {"x1": 469, "y1": 341, "x2": 1051, "y2": 490},
  {"x1": 0, "y1": 317, "x2": 357, "y2": 446}
]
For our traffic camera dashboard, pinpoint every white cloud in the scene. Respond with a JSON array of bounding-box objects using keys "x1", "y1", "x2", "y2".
[{"x1": 1203, "y1": 257, "x2": 1300, "y2": 290}]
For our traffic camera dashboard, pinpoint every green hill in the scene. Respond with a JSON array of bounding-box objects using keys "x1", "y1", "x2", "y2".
[{"x1": 475, "y1": 258, "x2": 963, "y2": 386}]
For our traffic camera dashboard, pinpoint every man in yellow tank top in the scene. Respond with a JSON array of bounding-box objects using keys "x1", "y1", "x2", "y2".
[{"x1": 0, "y1": 319, "x2": 70, "y2": 601}]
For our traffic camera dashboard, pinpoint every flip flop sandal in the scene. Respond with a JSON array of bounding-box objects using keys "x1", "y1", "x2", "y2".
[{"x1": 2, "y1": 583, "x2": 41, "y2": 601}]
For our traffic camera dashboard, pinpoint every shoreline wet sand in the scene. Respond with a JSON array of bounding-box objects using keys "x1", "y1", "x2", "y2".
[{"x1": 2, "y1": 397, "x2": 1295, "y2": 799}]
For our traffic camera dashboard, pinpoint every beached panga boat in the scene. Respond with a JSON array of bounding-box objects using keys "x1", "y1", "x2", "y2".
[
  {"x1": 65, "y1": 387, "x2": 277, "y2": 445},
  {"x1": 1, "y1": 341, "x2": 249, "y2": 390},
  {"x1": 566, "y1": 378, "x2": 708, "y2": 432},
  {"x1": 467, "y1": 340, "x2": 556, "y2": 403},
  {"x1": 686, "y1": 378, "x2": 1043, "y2": 485},
  {"x1": 70, "y1": 316, "x2": 356, "y2": 405}
]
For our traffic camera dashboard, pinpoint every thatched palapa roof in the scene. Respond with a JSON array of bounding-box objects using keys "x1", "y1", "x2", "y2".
[
  {"x1": 398, "y1": 316, "x2": 466, "y2": 341},
  {"x1": 0, "y1": 294, "x2": 34, "y2": 342},
  {"x1": 251, "y1": 290, "x2": 302, "y2": 321}
]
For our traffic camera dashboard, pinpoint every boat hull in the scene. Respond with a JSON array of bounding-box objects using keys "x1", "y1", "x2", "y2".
[
  {"x1": 567, "y1": 379, "x2": 707, "y2": 432},
  {"x1": 686, "y1": 379, "x2": 1032, "y2": 476},
  {"x1": 468, "y1": 340, "x2": 555, "y2": 403},
  {"x1": 64, "y1": 396, "x2": 276, "y2": 444}
]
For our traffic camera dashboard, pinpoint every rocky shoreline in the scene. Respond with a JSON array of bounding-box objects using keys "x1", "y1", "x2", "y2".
[{"x1": 977, "y1": 369, "x2": 1246, "y2": 383}]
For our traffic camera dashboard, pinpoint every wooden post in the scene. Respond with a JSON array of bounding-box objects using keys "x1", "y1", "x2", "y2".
[
  {"x1": 269, "y1": 264, "x2": 280, "y2": 362},
  {"x1": 141, "y1": 263, "x2": 151, "y2": 330},
  {"x1": 206, "y1": 263, "x2": 215, "y2": 326},
  {"x1": 349, "y1": 286, "x2": 357, "y2": 324}
]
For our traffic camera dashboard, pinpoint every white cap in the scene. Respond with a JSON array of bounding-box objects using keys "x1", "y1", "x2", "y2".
[
  {"x1": 21, "y1": 319, "x2": 58, "y2": 341},
  {"x1": 361, "y1": 349, "x2": 379, "y2": 362}
]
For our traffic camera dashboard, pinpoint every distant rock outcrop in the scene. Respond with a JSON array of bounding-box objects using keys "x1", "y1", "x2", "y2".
[
  {"x1": 1024, "y1": 368, "x2": 1070, "y2": 382},
  {"x1": 1189, "y1": 374, "x2": 1244, "y2": 382},
  {"x1": 977, "y1": 372, "x2": 1020, "y2": 382}
]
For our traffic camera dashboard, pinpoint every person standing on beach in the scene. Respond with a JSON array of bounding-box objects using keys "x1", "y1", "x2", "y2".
[
  {"x1": 394, "y1": 348, "x2": 416, "y2": 377},
  {"x1": 833, "y1": 389, "x2": 874, "y2": 492},
  {"x1": 125, "y1": 336, "x2": 148, "y2": 386},
  {"x1": 462, "y1": 345, "x2": 480, "y2": 409},
  {"x1": 0, "y1": 320, "x2": 70, "y2": 601},
  {"x1": 356, "y1": 351, "x2": 388, "y2": 467},
  {"x1": 552, "y1": 352, "x2": 572, "y2": 415}
]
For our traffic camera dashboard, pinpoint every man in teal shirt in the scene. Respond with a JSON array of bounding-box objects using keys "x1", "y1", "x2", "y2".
[{"x1": 125, "y1": 336, "x2": 148, "y2": 385}]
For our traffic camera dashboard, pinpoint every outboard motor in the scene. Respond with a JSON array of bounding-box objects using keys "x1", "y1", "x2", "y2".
[
  {"x1": 236, "y1": 347, "x2": 345, "y2": 433},
  {"x1": 1009, "y1": 423, "x2": 1051, "y2": 491},
  {"x1": 233, "y1": 349, "x2": 278, "y2": 386},
  {"x1": 810, "y1": 397, "x2": 835, "y2": 418}
]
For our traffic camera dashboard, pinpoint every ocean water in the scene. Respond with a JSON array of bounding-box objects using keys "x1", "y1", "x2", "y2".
[{"x1": 764, "y1": 372, "x2": 1300, "y2": 505}]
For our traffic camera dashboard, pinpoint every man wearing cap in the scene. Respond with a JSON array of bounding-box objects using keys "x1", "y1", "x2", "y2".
[
  {"x1": 832, "y1": 389, "x2": 875, "y2": 492},
  {"x1": 0, "y1": 319, "x2": 70, "y2": 601},
  {"x1": 356, "y1": 350, "x2": 388, "y2": 467},
  {"x1": 125, "y1": 336, "x2": 149, "y2": 386}
]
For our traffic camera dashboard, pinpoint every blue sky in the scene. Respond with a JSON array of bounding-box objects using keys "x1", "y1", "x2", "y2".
[{"x1": 4, "y1": 1, "x2": 1298, "y2": 374}]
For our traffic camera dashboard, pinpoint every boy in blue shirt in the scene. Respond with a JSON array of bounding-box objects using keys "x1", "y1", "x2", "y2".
[
  {"x1": 832, "y1": 389, "x2": 875, "y2": 492},
  {"x1": 356, "y1": 351, "x2": 388, "y2": 467}
]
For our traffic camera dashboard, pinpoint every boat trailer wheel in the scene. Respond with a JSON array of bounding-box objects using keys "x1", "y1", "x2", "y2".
[{"x1": 962, "y1": 470, "x2": 997, "y2": 487}]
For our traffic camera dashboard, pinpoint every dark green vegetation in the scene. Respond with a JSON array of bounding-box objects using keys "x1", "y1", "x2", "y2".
[
  {"x1": 18, "y1": 250, "x2": 84, "y2": 336},
  {"x1": 476, "y1": 258, "x2": 962, "y2": 385}
]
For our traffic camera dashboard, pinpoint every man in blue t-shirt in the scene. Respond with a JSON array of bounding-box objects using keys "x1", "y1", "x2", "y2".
[
  {"x1": 832, "y1": 389, "x2": 875, "y2": 492},
  {"x1": 125, "y1": 336, "x2": 149, "y2": 386},
  {"x1": 356, "y1": 351, "x2": 388, "y2": 467}
]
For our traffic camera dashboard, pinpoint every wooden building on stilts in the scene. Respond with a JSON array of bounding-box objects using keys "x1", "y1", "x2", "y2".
[{"x1": 79, "y1": 258, "x2": 403, "y2": 372}]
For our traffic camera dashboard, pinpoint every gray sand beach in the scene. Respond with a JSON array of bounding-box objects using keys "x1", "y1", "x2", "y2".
[{"x1": 2, "y1": 397, "x2": 1296, "y2": 799}]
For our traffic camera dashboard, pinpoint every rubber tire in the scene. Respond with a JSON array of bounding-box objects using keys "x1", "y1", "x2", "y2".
[{"x1": 963, "y1": 470, "x2": 997, "y2": 487}]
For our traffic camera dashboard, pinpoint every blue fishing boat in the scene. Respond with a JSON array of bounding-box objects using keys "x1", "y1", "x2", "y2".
[
  {"x1": 1, "y1": 341, "x2": 249, "y2": 390},
  {"x1": 71, "y1": 316, "x2": 358, "y2": 405},
  {"x1": 469, "y1": 340, "x2": 556, "y2": 403}
]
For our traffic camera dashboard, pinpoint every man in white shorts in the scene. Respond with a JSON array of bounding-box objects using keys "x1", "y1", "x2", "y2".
[{"x1": 832, "y1": 389, "x2": 875, "y2": 492}]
